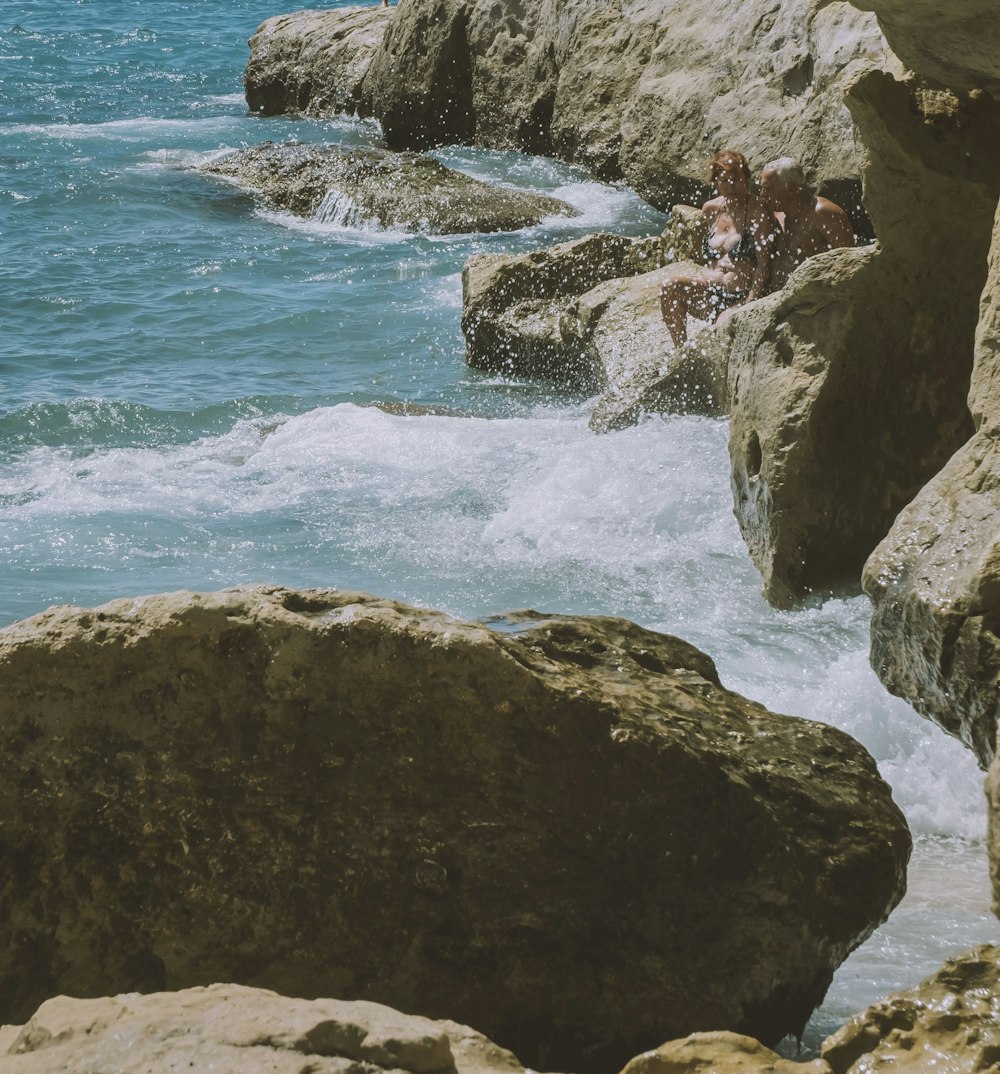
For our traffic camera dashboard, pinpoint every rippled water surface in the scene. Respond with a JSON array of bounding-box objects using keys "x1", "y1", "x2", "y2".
[{"x1": 2, "y1": 0, "x2": 995, "y2": 1051}]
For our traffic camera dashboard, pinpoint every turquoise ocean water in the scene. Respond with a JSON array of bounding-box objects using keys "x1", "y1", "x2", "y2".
[{"x1": 1, "y1": 0, "x2": 995, "y2": 1050}]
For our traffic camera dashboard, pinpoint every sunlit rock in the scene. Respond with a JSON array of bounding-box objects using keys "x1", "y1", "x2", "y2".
[
  {"x1": 727, "y1": 72, "x2": 999, "y2": 606},
  {"x1": 0, "y1": 586, "x2": 909, "y2": 1071},
  {"x1": 0, "y1": 984, "x2": 532, "y2": 1074},
  {"x1": 244, "y1": 7, "x2": 390, "y2": 118},
  {"x1": 197, "y1": 142, "x2": 574, "y2": 235},
  {"x1": 258, "y1": 1, "x2": 891, "y2": 207},
  {"x1": 618, "y1": 1032, "x2": 830, "y2": 1074},
  {"x1": 820, "y1": 944, "x2": 1000, "y2": 1072}
]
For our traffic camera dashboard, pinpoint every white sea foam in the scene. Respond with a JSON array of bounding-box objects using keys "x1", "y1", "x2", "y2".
[{"x1": 2, "y1": 116, "x2": 248, "y2": 141}]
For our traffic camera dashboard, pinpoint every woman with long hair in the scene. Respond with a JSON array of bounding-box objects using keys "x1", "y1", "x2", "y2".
[{"x1": 659, "y1": 149, "x2": 777, "y2": 348}]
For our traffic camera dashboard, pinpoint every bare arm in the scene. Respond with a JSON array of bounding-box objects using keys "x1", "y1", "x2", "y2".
[{"x1": 745, "y1": 210, "x2": 779, "y2": 302}]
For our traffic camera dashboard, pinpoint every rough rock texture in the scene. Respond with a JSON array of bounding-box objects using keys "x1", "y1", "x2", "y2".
[
  {"x1": 244, "y1": 8, "x2": 390, "y2": 118},
  {"x1": 264, "y1": 1, "x2": 891, "y2": 207},
  {"x1": 846, "y1": 0, "x2": 1000, "y2": 95},
  {"x1": 619, "y1": 1032, "x2": 829, "y2": 1074},
  {"x1": 1, "y1": 984, "x2": 530, "y2": 1074},
  {"x1": 850, "y1": 0, "x2": 1000, "y2": 761},
  {"x1": 198, "y1": 142, "x2": 573, "y2": 235},
  {"x1": 0, "y1": 586, "x2": 909, "y2": 1071},
  {"x1": 988, "y1": 722, "x2": 1000, "y2": 916},
  {"x1": 820, "y1": 945, "x2": 1000, "y2": 1073},
  {"x1": 462, "y1": 209, "x2": 726, "y2": 418},
  {"x1": 462, "y1": 231, "x2": 663, "y2": 387},
  {"x1": 726, "y1": 70, "x2": 1000, "y2": 606}
]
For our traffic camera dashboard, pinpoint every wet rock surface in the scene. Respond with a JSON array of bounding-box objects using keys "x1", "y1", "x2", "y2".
[
  {"x1": 198, "y1": 142, "x2": 573, "y2": 235},
  {"x1": 820, "y1": 944, "x2": 1000, "y2": 1073},
  {"x1": 0, "y1": 984, "x2": 531, "y2": 1074},
  {"x1": 244, "y1": 7, "x2": 390, "y2": 118},
  {"x1": 0, "y1": 585, "x2": 909, "y2": 1071},
  {"x1": 619, "y1": 1031, "x2": 830, "y2": 1074}
]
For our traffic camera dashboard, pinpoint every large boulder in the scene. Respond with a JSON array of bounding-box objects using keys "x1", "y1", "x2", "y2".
[
  {"x1": 725, "y1": 70, "x2": 1000, "y2": 606},
  {"x1": 618, "y1": 1032, "x2": 829, "y2": 1074},
  {"x1": 246, "y1": 2, "x2": 891, "y2": 205},
  {"x1": 0, "y1": 984, "x2": 531, "y2": 1074},
  {"x1": 197, "y1": 142, "x2": 573, "y2": 235},
  {"x1": 244, "y1": 7, "x2": 390, "y2": 118},
  {"x1": 0, "y1": 586, "x2": 909, "y2": 1071}
]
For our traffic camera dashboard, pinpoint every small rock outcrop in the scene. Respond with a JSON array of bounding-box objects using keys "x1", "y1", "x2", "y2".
[
  {"x1": 619, "y1": 1031, "x2": 829, "y2": 1074},
  {"x1": 247, "y1": 2, "x2": 891, "y2": 206},
  {"x1": 244, "y1": 7, "x2": 390, "y2": 118},
  {"x1": 0, "y1": 586, "x2": 909, "y2": 1071},
  {"x1": 0, "y1": 984, "x2": 531, "y2": 1074},
  {"x1": 821, "y1": 945, "x2": 1000, "y2": 1073},
  {"x1": 725, "y1": 70, "x2": 999, "y2": 606},
  {"x1": 198, "y1": 142, "x2": 574, "y2": 235},
  {"x1": 462, "y1": 208, "x2": 727, "y2": 420}
]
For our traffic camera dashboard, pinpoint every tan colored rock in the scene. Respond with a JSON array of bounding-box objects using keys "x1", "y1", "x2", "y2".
[
  {"x1": 0, "y1": 586, "x2": 910, "y2": 1070},
  {"x1": 249, "y1": 2, "x2": 891, "y2": 205},
  {"x1": 198, "y1": 142, "x2": 573, "y2": 235},
  {"x1": 0, "y1": 984, "x2": 530, "y2": 1074},
  {"x1": 846, "y1": 0, "x2": 1000, "y2": 94},
  {"x1": 727, "y1": 70, "x2": 1000, "y2": 606},
  {"x1": 244, "y1": 7, "x2": 390, "y2": 118},
  {"x1": 620, "y1": 1032, "x2": 829, "y2": 1074},
  {"x1": 461, "y1": 231, "x2": 662, "y2": 387},
  {"x1": 821, "y1": 945, "x2": 1000, "y2": 1073}
]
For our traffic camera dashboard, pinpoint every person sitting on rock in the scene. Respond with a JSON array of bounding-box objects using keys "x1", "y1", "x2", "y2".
[
  {"x1": 659, "y1": 149, "x2": 777, "y2": 348},
  {"x1": 758, "y1": 157, "x2": 855, "y2": 289}
]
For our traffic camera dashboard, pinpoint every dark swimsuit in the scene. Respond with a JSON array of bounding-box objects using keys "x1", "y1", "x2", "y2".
[{"x1": 702, "y1": 204, "x2": 755, "y2": 304}]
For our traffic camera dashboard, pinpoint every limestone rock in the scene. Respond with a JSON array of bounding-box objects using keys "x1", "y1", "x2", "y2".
[
  {"x1": 461, "y1": 231, "x2": 662, "y2": 387},
  {"x1": 846, "y1": 0, "x2": 1000, "y2": 95},
  {"x1": 197, "y1": 142, "x2": 574, "y2": 235},
  {"x1": 244, "y1": 7, "x2": 390, "y2": 118},
  {"x1": 247, "y1": 2, "x2": 891, "y2": 205},
  {"x1": 0, "y1": 984, "x2": 530, "y2": 1074},
  {"x1": 820, "y1": 945, "x2": 1000, "y2": 1073},
  {"x1": 619, "y1": 1032, "x2": 830, "y2": 1074},
  {"x1": 726, "y1": 70, "x2": 1000, "y2": 606},
  {"x1": 0, "y1": 586, "x2": 909, "y2": 1071}
]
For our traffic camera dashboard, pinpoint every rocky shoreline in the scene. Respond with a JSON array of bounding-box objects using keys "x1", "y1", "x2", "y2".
[{"x1": 4, "y1": 0, "x2": 1000, "y2": 1070}]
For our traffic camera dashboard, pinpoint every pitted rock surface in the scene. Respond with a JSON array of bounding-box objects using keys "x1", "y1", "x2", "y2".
[{"x1": 0, "y1": 586, "x2": 908, "y2": 1071}]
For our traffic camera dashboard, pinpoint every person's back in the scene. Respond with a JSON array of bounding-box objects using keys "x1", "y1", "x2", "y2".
[{"x1": 760, "y1": 158, "x2": 854, "y2": 290}]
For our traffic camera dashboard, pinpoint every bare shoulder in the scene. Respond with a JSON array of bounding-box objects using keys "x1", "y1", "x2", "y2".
[
  {"x1": 814, "y1": 196, "x2": 851, "y2": 222},
  {"x1": 701, "y1": 195, "x2": 725, "y2": 216}
]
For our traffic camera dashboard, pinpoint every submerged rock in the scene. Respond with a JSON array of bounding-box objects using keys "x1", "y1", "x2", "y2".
[
  {"x1": 244, "y1": 7, "x2": 390, "y2": 118},
  {"x1": 0, "y1": 586, "x2": 909, "y2": 1071},
  {"x1": 1, "y1": 984, "x2": 531, "y2": 1074},
  {"x1": 197, "y1": 142, "x2": 574, "y2": 235}
]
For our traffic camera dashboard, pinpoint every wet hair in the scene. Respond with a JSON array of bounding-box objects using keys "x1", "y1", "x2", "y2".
[
  {"x1": 763, "y1": 156, "x2": 814, "y2": 199},
  {"x1": 707, "y1": 149, "x2": 752, "y2": 187}
]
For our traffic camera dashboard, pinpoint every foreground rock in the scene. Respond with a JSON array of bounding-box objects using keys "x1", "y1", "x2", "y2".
[
  {"x1": 198, "y1": 142, "x2": 574, "y2": 235},
  {"x1": 0, "y1": 984, "x2": 530, "y2": 1074},
  {"x1": 821, "y1": 944, "x2": 1000, "y2": 1072},
  {"x1": 244, "y1": 7, "x2": 390, "y2": 118},
  {"x1": 725, "y1": 70, "x2": 998, "y2": 606},
  {"x1": 250, "y1": 1, "x2": 890, "y2": 208},
  {"x1": 0, "y1": 586, "x2": 909, "y2": 1070},
  {"x1": 619, "y1": 1032, "x2": 828, "y2": 1074}
]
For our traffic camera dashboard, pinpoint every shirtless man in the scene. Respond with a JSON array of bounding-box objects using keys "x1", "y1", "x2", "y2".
[{"x1": 759, "y1": 157, "x2": 855, "y2": 289}]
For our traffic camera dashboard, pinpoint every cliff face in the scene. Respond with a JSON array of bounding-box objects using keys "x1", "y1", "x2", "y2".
[{"x1": 246, "y1": 0, "x2": 892, "y2": 208}]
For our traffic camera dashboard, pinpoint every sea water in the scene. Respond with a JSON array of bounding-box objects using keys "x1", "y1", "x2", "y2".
[{"x1": 1, "y1": 0, "x2": 995, "y2": 1053}]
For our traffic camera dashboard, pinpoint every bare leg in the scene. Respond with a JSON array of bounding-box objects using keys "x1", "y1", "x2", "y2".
[{"x1": 660, "y1": 273, "x2": 730, "y2": 348}]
